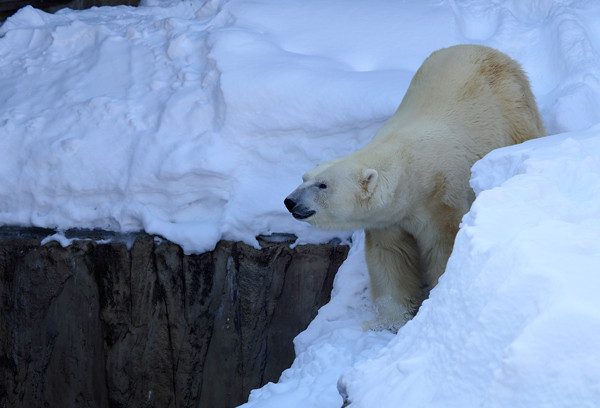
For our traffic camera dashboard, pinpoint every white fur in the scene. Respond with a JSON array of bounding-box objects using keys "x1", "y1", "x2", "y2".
[{"x1": 286, "y1": 45, "x2": 545, "y2": 330}]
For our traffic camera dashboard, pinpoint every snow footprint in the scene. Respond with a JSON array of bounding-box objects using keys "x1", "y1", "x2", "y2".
[{"x1": 451, "y1": 1, "x2": 504, "y2": 41}]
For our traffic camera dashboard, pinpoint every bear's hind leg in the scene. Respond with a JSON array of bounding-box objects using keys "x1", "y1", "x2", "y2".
[{"x1": 364, "y1": 227, "x2": 424, "y2": 331}]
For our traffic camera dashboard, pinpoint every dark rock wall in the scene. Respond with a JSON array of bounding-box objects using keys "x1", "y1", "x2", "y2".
[
  {"x1": 0, "y1": 234, "x2": 348, "y2": 408},
  {"x1": 0, "y1": 0, "x2": 140, "y2": 18}
]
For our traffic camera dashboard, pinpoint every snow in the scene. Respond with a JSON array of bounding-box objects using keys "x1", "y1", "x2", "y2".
[{"x1": 1, "y1": 0, "x2": 600, "y2": 407}]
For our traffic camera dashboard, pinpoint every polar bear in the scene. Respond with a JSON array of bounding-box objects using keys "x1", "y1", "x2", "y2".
[{"x1": 284, "y1": 44, "x2": 545, "y2": 330}]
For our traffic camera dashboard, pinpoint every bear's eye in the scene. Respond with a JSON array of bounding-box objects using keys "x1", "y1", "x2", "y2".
[{"x1": 318, "y1": 183, "x2": 328, "y2": 190}]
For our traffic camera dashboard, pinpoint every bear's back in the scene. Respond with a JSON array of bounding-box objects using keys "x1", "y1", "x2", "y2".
[{"x1": 391, "y1": 44, "x2": 545, "y2": 147}]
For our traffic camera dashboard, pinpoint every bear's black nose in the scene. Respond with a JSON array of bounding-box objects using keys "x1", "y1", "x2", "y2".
[{"x1": 284, "y1": 197, "x2": 296, "y2": 212}]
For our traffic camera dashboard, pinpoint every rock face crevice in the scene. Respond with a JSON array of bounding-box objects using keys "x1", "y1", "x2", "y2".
[{"x1": 0, "y1": 233, "x2": 348, "y2": 408}]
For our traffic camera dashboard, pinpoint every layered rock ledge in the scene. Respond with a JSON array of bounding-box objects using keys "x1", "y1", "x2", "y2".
[{"x1": 0, "y1": 229, "x2": 348, "y2": 408}]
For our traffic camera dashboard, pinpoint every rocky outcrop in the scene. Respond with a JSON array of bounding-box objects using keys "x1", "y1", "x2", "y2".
[{"x1": 0, "y1": 231, "x2": 348, "y2": 408}]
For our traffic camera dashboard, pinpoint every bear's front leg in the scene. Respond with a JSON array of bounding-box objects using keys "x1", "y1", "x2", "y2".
[{"x1": 363, "y1": 227, "x2": 424, "y2": 331}]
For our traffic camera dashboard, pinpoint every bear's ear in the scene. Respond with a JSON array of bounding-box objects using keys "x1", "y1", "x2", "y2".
[{"x1": 361, "y1": 169, "x2": 378, "y2": 198}]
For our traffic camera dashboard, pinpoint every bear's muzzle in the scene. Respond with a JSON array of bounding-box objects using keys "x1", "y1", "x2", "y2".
[{"x1": 284, "y1": 197, "x2": 316, "y2": 220}]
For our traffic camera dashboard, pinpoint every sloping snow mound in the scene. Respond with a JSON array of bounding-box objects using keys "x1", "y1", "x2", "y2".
[{"x1": 337, "y1": 129, "x2": 600, "y2": 408}]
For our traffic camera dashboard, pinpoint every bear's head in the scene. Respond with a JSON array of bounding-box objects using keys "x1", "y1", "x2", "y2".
[{"x1": 284, "y1": 159, "x2": 380, "y2": 230}]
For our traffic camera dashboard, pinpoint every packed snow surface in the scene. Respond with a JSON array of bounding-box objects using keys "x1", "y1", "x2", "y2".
[{"x1": 1, "y1": 0, "x2": 600, "y2": 407}]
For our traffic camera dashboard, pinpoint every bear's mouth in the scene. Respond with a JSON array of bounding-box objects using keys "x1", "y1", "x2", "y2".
[
  {"x1": 292, "y1": 209, "x2": 315, "y2": 220},
  {"x1": 284, "y1": 197, "x2": 315, "y2": 220}
]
